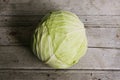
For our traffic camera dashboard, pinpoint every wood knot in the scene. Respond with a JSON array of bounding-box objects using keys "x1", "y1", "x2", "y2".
[
  {"x1": 2, "y1": 0, "x2": 9, "y2": 2},
  {"x1": 9, "y1": 32, "x2": 17, "y2": 36},
  {"x1": 47, "y1": 74, "x2": 50, "y2": 77},
  {"x1": 85, "y1": 19, "x2": 87, "y2": 21},
  {"x1": 116, "y1": 34, "x2": 119, "y2": 38}
]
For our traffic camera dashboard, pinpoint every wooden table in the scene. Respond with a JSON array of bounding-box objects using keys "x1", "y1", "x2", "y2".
[{"x1": 0, "y1": 0, "x2": 120, "y2": 80}]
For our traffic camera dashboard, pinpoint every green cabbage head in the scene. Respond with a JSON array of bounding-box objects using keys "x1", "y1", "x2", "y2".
[{"x1": 32, "y1": 11, "x2": 87, "y2": 69}]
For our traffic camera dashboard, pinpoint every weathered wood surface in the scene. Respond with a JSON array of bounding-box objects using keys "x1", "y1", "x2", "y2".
[
  {"x1": 0, "y1": 0, "x2": 120, "y2": 15},
  {"x1": 0, "y1": 16, "x2": 120, "y2": 27},
  {"x1": 0, "y1": 46, "x2": 120, "y2": 69},
  {"x1": 0, "y1": 70, "x2": 120, "y2": 80},
  {"x1": 0, "y1": 0, "x2": 30, "y2": 3},
  {"x1": 0, "y1": 0, "x2": 120, "y2": 79},
  {"x1": 0, "y1": 27, "x2": 120, "y2": 48}
]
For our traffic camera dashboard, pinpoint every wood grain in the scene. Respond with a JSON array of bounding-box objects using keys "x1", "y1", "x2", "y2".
[
  {"x1": 0, "y1": 46, "x2": 120, "y2": 69},
  {"x1": 0, "y1": 27, "x2": 119, "y2": 48},
  {"x1": 0, "y1": 0, "x2": 120, "y2": 15},
  {"x1": 0, "y1": 0, "x2": 30, "y2": 3},
  {"x1": 0, "y1": 70, "x2": 120, "y2": 80},
  {"x1": 0, "y1": 0, "x2": 120, "y2": 80},
  {"x1": 0, "y1": 15, "x2": 120, "y2": 27}
]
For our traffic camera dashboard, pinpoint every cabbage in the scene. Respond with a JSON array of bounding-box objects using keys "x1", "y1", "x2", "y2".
[{"x1": 32, "y1": 11, "x2": 87, "y2": 69}]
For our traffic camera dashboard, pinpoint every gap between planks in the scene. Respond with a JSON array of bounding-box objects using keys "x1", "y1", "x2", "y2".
[
  {"x1": 0, "y1": 68, "x2": 120, "y2": 72},
  {"x1": 0, "y1": 45, "x2": 120, "y2": 50}
]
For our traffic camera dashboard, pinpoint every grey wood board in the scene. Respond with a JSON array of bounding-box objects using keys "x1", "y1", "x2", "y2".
[
  {"x1": 0, "y1": 70, "x2": 120, "y2": 80},
  {"x1": 0, "y1": 0, "x2": 120, "y2": 80},
  {"x1": 0, "y1": 15, "x2": 120, "y2": 27},
  {"x1": 0, "y1": 0, "x2": 120, "y2": 15},
  {"x1": 0, "y1": 46, "x2": 120, "y2": 69},
  {"x1": 0, "y1": 27, "x2": 120, "y2": 48},
  {"x1": 0, "y1": 0, "x2": 30, "y2": 3}
]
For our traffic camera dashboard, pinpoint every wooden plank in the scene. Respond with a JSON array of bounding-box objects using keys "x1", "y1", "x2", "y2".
[
  {"x1": 0, "y1": 0, "x2": 120, "y2": 15},
  {"x1": 0, "y1": 0, "x2": 30, "y2": 3},
  {"x1": 87, "y1": 27, "x2": 120, "y2": 48},
  {"x1": 0, "y1": 15, "x2": 120, "y2": 27},
  {"x1": 0, "y1": 46, "x2": 120, "y2": 69},
  {"x1": 0, "y1": 27, "x2": 120, "y2": 48},
  {"x1": 0, "y1": 70, "x2": 120, "y2": 80},
  {"x1": 0, "y1": 15, "x2": 43, "y2": 27},
  {"x1": 0, "y1": 27, "x2": 34, "y2": 45}
]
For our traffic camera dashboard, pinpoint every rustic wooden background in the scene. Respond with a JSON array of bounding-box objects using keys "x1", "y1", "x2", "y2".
[{"x1": 0, "y1": 0, "x2": 120, "y2": 80}]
